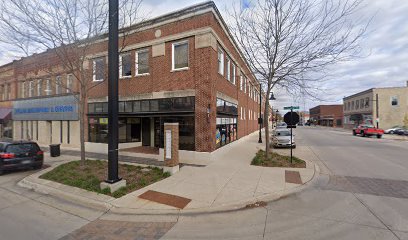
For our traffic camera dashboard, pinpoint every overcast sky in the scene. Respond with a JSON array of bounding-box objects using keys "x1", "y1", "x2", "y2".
[{"x1": 1, "y1": 0, "x2": 407, "y2": 113}]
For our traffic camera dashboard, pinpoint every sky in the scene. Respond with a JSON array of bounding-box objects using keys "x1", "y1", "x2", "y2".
[{"x1": 1, "y1": 0, "x2": 407, "y2": 113}]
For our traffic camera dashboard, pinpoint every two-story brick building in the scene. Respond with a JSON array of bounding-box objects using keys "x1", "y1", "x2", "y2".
[
  {"x1": 0, "y1": 2, "x2": 269, "y2": 162},
  {"x1": 309, "y1": 105, "x2": 343, "y2": 127}
]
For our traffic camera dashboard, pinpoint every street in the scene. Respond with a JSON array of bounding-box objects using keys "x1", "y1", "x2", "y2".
[{"x1": 1, "y1": 127, "x2": 408, "y2": 239}]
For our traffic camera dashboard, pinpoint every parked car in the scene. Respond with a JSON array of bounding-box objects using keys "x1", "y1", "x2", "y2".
[
  {"x1": 384, "y1": 127, "x2": 403, "y2": 134},
  {"x1": 352, "y1": 124, "x2": 384, "y2": 138},
  {"x1": 276, "y1": 122, "x2": 287, "y2": 129},
  {"x1": 271, "y1": 129, "x2": 295, "y2": 148},
  {"x1": 0, "y1": 141, "x2": 43, "y2": 175},
  {"x1": 394, "y1": 128, "x2": 408, "y2": 136}
]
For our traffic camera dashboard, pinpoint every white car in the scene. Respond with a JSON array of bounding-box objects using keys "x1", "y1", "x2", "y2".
[
  {"x1": 276, "y1": 122, "x2": 287, "y2": 129},
  {"x1": 384, "y1": 127, "x2": 403, "y2": 134},
  {"x1": 271, "y1": 129, "x2": 295, "y2": 148}
]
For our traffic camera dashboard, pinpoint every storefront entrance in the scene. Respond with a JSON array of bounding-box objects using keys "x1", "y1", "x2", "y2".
[{"x1": 141, "y1": 117, "x2": 151, "y2": 146}]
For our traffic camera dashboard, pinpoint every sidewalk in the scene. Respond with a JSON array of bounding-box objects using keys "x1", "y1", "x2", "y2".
[{"x1": 19, "y1": 130, "x2": 317, "y2": 214}]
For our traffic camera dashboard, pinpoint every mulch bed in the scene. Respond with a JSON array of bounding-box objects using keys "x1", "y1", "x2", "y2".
[
  {"x1": 40, "y1": 160, "x2": 170, "y2": 198},
  {"x1": 251, "y1": 150, "x2": 306, "y2": 168}
]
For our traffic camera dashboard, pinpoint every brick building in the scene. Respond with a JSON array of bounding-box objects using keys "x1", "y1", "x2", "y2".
[
  {"x1": 309, "y1": 105, "x2": 343, "y2": 127},
  {"x1": 0, "y1": 2, "x2": 269, "y2": 161}
]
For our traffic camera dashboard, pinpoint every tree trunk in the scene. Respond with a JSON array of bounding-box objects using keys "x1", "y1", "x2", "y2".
[
  {"x1": 264, "y1": 88, "x2": 271, "y2": 159},
  {"x1": 79, "y1": 87, "x2": 86, "y2": 165}
]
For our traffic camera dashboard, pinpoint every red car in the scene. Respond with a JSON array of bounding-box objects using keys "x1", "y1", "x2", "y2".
[{"x1": 352, "y1": 124, "x2": 384, "y2": 138}]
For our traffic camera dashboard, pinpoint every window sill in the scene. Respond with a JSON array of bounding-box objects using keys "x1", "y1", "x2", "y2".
[
  {"x1": 171, "y1": 67, "x2": 189, "y2": 72},
  {"x1": 119, "y1": 76, "x2": 132, "y2": 79},
  {"x1": 135, "y1": 73, "x2": 150, "y2": 77},
  {"x1": 93, "y1": 79, "x2": 104, "y2": 82}
]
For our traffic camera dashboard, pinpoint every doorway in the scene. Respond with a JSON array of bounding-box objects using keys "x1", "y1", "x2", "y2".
[{"x1": 142, "y1": 118, "x2": 151, "y2": 146}]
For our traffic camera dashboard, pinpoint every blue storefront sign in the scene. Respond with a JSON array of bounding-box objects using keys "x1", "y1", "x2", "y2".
[{"x1": 13, "y1": 95, "x2": 79, "y2": 121}]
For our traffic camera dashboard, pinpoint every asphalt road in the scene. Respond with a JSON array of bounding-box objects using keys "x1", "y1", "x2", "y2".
[
  {"x1": 1, "y1": 127, "x2": 408, "y2": 240},
  {"x1": 162, "y1": 127, "x2": 408, "y2": 240}
]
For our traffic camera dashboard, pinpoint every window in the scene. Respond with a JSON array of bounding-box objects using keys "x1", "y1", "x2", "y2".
[
  {"x1": 37, "y1": 79, "x2": 42, "y2": 96},
  {"x1": 136, "y1": 49, "x2": 149, "y2": 75},
  {"x1": 172, "y1": 41, "x2": 189, "y2": 70},
  {"x1": 218, "y1": 47, "x2": 224, "y2": 75},
  {"x1": 45, "y1": 79, "x2": 51, "y2": 95},
  {"x1": 29, "y1": 81, "x2": 34, "y2": 97},
  {"x1": 120, "y1": 53, "x2": 132, "y2": 78},
  {"x1": 347, "y1": 102, "x2": 350, "y2": 110},
  {"x1": 55, "y1": 76, "x2": 62, "y2": 94},
  {"x1": 365, "y1": 97, "x2": 369, "y2": 107},
  {"x1": 226, "y1": 57, "x2": 230, "y2": 81},
  {"x1": 360, "y1": 99, "x2": 364, "y2": 109},
  {"x1": 93, "y1": 57, "x2": 105, "y2": 81},
  {"x1": 244, "y1": 77, "x2": 247, "y2": 93},
  {"x1": 4, "y1": 84, "x2": 9, "y2": 100},
  {"x1": 0, "y1": 85, "x2": 4, "y2": 100},
  {"x1": 66, "y1": 74, "x2": 73, "y2": 93},
  {"x1": 231, "y1": 63, "x2": 236, "y2": 85},
  {"x1": 240, "y1": 107, "x2": 243, "y2": 120},
  {"x1": 356, "y1": 100, "x2": 359, "y2": 109},
  {"x1": 240, "y1": 74, "x2": 243, "y2": 91},
  {"x1": 21, "y1": 81, "x2": 25, "y2": 98},
  {"x1": 391, "y1": 96, "x2": 398, "y2": 106}
]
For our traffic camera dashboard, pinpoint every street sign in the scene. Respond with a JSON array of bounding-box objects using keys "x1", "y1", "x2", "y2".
[
  {"x1": 283, "y1": 106, "x2": 300, "y2": 110},
  {"x1": 284, "y1": 112, "x2": 300, "y2": 125}
]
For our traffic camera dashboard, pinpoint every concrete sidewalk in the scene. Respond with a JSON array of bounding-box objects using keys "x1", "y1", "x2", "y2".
[{"x1": 19, "y1": 130, "x2": 316, "y2": 214}]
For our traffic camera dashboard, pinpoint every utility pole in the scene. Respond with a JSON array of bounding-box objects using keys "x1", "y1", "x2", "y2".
[
  {"x1": 106, "y1": 0, "x2": 120, "y2": 183},
  {"x1": 376, "y1": 93, "x2": 379, "y2": 129}
]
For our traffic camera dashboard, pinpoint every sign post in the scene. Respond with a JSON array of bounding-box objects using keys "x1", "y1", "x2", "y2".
[{"x1": 283, "y1": 106, "x2": 300, "y2": 163}]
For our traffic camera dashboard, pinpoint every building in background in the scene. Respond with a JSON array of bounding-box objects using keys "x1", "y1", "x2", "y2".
[
  {"x1": 309, "y1": 105, "x2": 343, "y2": 127},
  {"x1": 0, "y1": 2, "x2": 269, "y2": 162},
  {"x1": 343, "y1": 82, "x2": 408, "y2": 129}
]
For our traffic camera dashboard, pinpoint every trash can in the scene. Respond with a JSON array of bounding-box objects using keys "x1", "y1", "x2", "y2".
[{"x1": 49, "y1": 144, "x2": 61, "y2": 157}]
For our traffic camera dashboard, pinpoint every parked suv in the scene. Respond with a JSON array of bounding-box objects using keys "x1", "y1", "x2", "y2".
[{"x1": 0, "y1": 141, "x2": 44, "y2": 175}]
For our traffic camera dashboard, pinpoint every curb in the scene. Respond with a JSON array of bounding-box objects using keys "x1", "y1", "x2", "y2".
[{"x1": 17, "y1": 156, "x2": 319, "y2": 216}]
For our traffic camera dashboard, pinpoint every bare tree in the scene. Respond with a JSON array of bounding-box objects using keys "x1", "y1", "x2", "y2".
[
  {"x1": 0, "y1": 0, "x2": 144, "y2": 164},
  {"x1": 228, "y1": 0, "x2": 368, "y2": 157}
]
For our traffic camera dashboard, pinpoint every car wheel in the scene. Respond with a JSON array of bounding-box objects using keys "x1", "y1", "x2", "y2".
[
  {"x1": 353, "y1": 130, "x2": 356, "y2": 136},
  {"x1": 361, "y1": 131, "x2": 365, "y2": 137},
  {"x1": 390, "y1": 131, "x2": 394, "y2": 134},
  {"x1": 33, "y1": 164, "x2": 43, "y2": 170},
  {"x1": 377, "y1": 135, "x2": 382, "y2": 139},
  {"x1": 0, "y1": 168, "x2": 3, "y2": 176}
]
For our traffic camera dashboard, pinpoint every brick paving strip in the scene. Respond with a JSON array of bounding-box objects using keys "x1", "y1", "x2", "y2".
[
  {"x1": 59, "y1": 220, "x2": 175, "y2": 240},
  {"x1": 139, "y1": 190, "x2": 192, "y2": 209},
  {"x1": 323, "y1": 175, "x2": 408, "y2": 199},
  {"x1": 285, "y1": 170, "x2": 302, "y2": 184}
]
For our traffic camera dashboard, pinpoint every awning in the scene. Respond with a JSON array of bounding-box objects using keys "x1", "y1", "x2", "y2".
[{"x1": 0, "y1": 108, "x2": 12, "y2": 122}]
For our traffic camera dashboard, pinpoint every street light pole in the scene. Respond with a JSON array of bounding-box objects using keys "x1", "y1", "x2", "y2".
[
  {"x1": 376, "y1": 93, "x2": 379, "y2": 128},
  {"x1": 106, "y1": 0, "x2": 121, "y2": 183},
  {"x1": 258, "y1": 83, "x2": 262, "y2": 143}
]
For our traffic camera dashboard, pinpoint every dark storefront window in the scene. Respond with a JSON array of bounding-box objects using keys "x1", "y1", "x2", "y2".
[
  {"x1": 89, "y1": 117, "x2": 141, "y2": 143},
  {"x1": 158, "y1": 116, "x2": 195, "y2": 151},
  {"x1": 216, "y1": 98, "x2": 238, "y2": 149}
]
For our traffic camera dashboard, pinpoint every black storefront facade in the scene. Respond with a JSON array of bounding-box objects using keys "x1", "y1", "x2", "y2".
[{"x1": 87, "y1": 96, "x2": 195, "y2": 151}]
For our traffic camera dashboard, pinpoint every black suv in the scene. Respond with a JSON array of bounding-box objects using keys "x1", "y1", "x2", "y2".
[{"x1": 0, "y1": 141, "x2": 44, "y2": 175}]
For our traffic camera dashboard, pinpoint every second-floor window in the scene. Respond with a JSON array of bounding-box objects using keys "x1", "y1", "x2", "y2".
[
  {"x1": 29, "y1": 81, "x2": 34, "y2": 97},
  {"x1": 93, "y1": 57, "x2": 105, "y2": 81},
  {"x1": 120, "y1": 53, "x2": 132, "y2": 78},
  {"x1": 240, "y1": 74, "x2": 243, "y2": 91},
  {"x1": 172, "y1": 41, "x2": 189, "y2": 70},
  {"x1": 231, "y1": 64, "x2": 236, "y2": 85},
  {"x1": 226, "y1": 57, "x2": 230, "y2": 81},
  {"x1": 37, "y1": 79, "x2": 42, "y2": 96},
  {"x1": 391, "y1": 96, "x2": 398, "y2": 106},
  {"x1": 365, "y1": 97, "x2": 369, "y2": 107},
  {"x1": 67, "y1": 74, "x2": 73, "y2": 93},
  {"x1": 218, "y1": 48, "x2": 224, "y2": 75},
  {"x1": 55, "y1": 76, "x2": 62, "y2": 94},
  {"x1": 45, "y1": 79, "x2": 51, "y2": 95},
  {"x1": 20, "y1": 81, "x2": 25, "y2": 98},
  {"x1": 136, "y1": 49, "x2": 149, "y2": 75}
]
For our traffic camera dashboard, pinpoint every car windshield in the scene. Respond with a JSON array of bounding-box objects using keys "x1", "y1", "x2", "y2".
[
  {"x1": 5, "y1": 143, "x2": 39, "y2": 154},
  {"x1": 276, "y1": 131, "x2": 291, "y2": 136}
]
